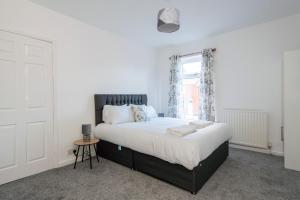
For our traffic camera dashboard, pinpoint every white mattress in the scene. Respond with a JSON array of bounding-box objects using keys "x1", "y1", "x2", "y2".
[{"x1": 94, "y1": 117, "x2": 232, "y2": 170}]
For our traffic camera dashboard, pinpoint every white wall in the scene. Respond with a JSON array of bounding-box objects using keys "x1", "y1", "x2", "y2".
[
  {"x1": 0, "y1": 0, "x2": 157, "y2": 166},
  {"x1": 156, "y1": 14, "x2": 300, "y2": 155}
]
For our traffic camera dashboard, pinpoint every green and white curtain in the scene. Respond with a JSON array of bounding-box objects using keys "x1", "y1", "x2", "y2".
[
  {"x1": 199, "y1": 49, "x2": 216, "y2": 121},
  {"x1": 167, "y1": 55, "x2": 183, "y2": 118}
]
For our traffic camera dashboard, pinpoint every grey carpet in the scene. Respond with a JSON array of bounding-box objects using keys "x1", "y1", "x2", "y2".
[{"x1": 0, "y1": 148, "x2": 299, "y2": 200}]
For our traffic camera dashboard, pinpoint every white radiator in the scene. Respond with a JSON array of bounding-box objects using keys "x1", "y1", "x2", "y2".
[{"x1": 223, "y1": 109, "x2": 269, "y2": 149}]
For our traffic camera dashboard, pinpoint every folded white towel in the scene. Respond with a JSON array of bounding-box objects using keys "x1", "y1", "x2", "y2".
[
  {"x1": 189, "y1": 120, "x2": 214, "y2": 129},
  {"x1": 167, "y1": 125, "x2": 197, "y2": 137}
]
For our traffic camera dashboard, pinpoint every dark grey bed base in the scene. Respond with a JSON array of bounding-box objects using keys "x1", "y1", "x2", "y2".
[{"x1": 94, "y1": 94, "x2": 229, "y2": 194}]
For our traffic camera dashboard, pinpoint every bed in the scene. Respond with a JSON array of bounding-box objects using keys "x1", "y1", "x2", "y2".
[{"x1": 94, "y1": 94, "x2": 230, "y2": 194}]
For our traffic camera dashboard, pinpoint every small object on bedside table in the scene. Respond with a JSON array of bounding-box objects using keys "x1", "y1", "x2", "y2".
[
  {"x1": 73, "y1": 138, "x2": 99, "y2": 169},
  {"x1": 82, "y1": 124, "x2": 92, "y2": 141},
  {"x1": 158, "y1": 113, "x2": 164, "y2": 117}
]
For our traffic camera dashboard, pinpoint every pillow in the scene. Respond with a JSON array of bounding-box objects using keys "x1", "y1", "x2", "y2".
[
  {"x1": 131, "y1": 105, "x2": 147, "y2": 122},
  {"x1": 146, "y1": 105, "x2": 158, "y2": 119},
  {"x1": 130, "y1": 105, "x2": 158, "y2": 121},
  {"x1": 129, "y1": 104, "x2": 145, "y2": 108},
  {"x1": 102, "y1": 105, "x2": 111, "y2": 123},
  {"x1": 103, "y1": 105, "x2": 135, "y2": 124}
]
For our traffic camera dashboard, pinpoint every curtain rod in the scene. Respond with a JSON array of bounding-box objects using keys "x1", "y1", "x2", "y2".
[{"x1": 169, "y1": 48, "x2": 216, "y2": 60}]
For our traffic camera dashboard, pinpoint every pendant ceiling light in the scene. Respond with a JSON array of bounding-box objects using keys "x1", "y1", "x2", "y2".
[{"x1": 157, "y1": 8, "x2": 180, "y2": 33}]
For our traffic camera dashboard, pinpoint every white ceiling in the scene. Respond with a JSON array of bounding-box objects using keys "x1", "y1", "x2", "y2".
[{"x1": 30, "y1": 0, "x2": 300, "y2": 47}]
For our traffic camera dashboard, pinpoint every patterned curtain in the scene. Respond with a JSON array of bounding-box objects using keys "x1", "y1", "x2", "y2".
[
  {"x1": 199, "y1": 49, "x2": 216, "y2": 121},
  {"x1": 167, "y1": 55, "x2": 182, "y2": 118}
]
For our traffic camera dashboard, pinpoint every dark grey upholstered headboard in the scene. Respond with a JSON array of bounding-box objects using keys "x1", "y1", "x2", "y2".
[{"x1": 94, "y1": 94, "x2": 147, "y2": 125}]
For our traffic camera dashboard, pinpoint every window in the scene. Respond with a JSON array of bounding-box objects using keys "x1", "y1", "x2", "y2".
[{"x1": 181, "y1": 56, "x2": 202, "y2": 120}]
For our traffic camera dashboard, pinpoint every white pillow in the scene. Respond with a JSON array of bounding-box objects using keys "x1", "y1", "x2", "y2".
[
  {"x1": 146, "y1": 105, "x2": 158, "y2": 119},
  {"x1": 103, "y1": 105, "x2": 134, "y2": 124},
  {"x1": 129, "y1": 104, "x2": 145, "y2": 108},
  {"x1": 102, "y1": 105, "x2": 111, "y2": 123}
]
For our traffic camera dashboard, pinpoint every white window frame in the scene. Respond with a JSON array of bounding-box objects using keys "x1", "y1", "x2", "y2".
[{"x1": 180, "y1": 55, "x2": 202, "y2": 120}]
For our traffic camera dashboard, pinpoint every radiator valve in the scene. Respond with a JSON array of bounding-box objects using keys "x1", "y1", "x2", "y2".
[{"x1": 268, "y1": 142, "x2": 272, "y2": 149}]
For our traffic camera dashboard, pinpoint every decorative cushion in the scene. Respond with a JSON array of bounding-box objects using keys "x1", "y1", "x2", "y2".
[
  {"x1": 131, "y1": 105, "x2": 148, "y2": 122},
  {"x1": 131, "y1": 105, "x2": 158, "y2": 121}
]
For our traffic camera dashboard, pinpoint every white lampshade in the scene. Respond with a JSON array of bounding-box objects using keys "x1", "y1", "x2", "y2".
[{"x1": 157, "y1": 8, "x2": 180, "y2": 33}]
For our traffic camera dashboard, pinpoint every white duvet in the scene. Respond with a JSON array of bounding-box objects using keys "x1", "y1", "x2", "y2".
[{"x1": 94, "y1": 117, "x2": 232, "y2": 170}]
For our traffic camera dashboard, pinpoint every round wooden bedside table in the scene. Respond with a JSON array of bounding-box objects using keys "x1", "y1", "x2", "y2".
[{"x1": 73, "y1": 138, "x2": 99, "y2": 169}]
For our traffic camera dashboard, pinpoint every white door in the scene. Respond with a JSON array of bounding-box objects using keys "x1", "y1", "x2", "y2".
[
  {"x1": 283, "y1": 50, "x2": 300, "y2": 171},
  {"x1": 0, "y1": 30, "x2": 54, "y2": 184}
]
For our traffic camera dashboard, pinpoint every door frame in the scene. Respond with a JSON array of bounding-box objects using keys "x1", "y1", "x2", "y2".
[
  {"x1": 283, "y1": 50, "x2": 300, "y2": 171},
  {"x1": 0, "y1": 28, "x2": 59, "y2": 169}
]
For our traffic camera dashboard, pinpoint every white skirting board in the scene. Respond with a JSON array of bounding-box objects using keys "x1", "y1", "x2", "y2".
[
  {"x1": 230, "y1": 144, "x2": 283, "y2": 156},
  {"x1": 57, "y1": 158, "x2": 74, "y2": 168},
  {"x1": 57, "y1": 152, "x2": 98, "y2": 168}
]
